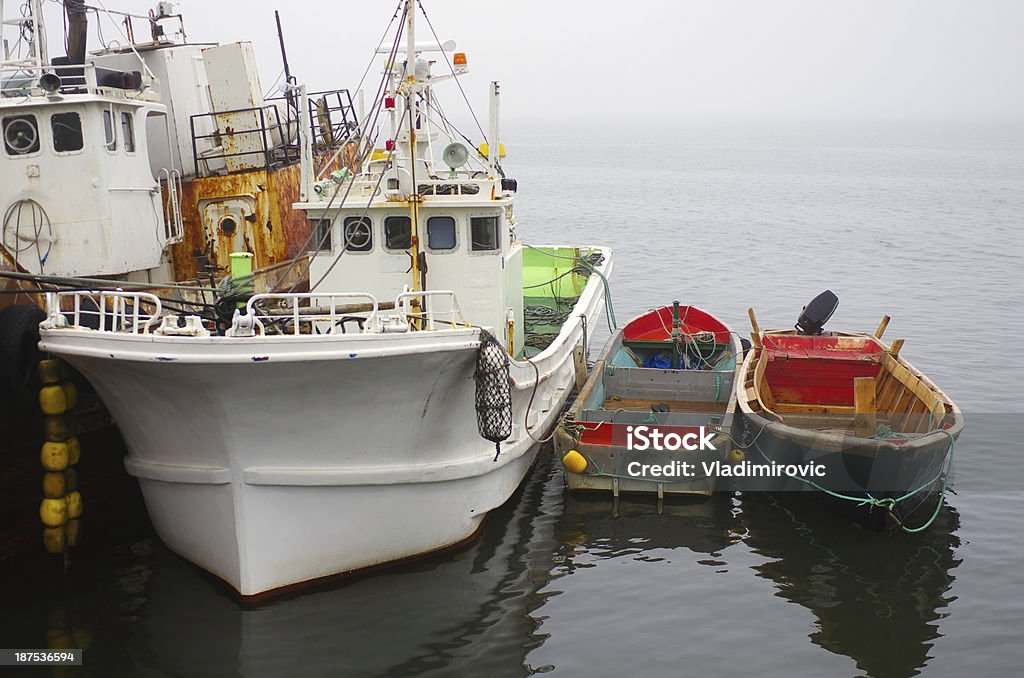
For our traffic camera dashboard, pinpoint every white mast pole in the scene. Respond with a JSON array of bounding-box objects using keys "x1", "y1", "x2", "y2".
[
  {"x1": 488, "y1": 81, "x2": 500, "y2": 178},
  {"x1": 405, "y1": 0, "x2": 423, "y2": 293},
  {"x1": 31, "y1": 0, "x2": 48, "y2": 69},
  {"x1": 298, "y1": 83, "x2": 312, "y2": 202},
  {"x1": 405, "y1": 0, "x2": 416, "y2": 164}
]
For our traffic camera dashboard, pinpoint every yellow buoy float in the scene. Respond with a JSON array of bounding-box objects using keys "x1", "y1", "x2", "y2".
[
  {"x1": 40, "y1": 441, "x2": 69, "y2": 471},
  {"x1": 60, "y1": 381, "x2": 77, "y2": 410},
  {"x1": 65, "y1": 491, "x2": 83, "y2": 519},
  {"x1": 42, "y1": 472, "x2": 66, "y2": 499},
  {"x1": 40, "y1": 498, "x2": 68, "y2": 527},
  {"x1": 39, "y1": 384, "x2": 68, "y2": 415},
  {"x1": 562, "y1": 450, "x2": 588, "y2": 475},
  {"x1": 38, "y1": 358, "x2": 63, "y2": 385},
  {"x1": 37, "y1": 357, "x2": 83, "y2": 555},
  {"x1": 43, "y1": 414, "x2": 73, "y2": 442},
  {"x1": 727, "y1": 449, "x2": 746, "y2": 465},
  {"x1": 66, "y1": 437, "x2": 80, "y2": 465},
  {"x1": 43, "y1": 526, "x2": 66, "y2": 554}
]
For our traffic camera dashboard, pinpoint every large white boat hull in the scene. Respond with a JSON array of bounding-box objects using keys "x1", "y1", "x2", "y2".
[{"x1": 40, "y1": 255, "x2": 610, "y2": 596}]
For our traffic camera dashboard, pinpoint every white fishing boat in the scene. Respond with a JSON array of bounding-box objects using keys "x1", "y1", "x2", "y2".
[
  {"x1": 1, "y1": 0, "x2": 358, "y2": 406},
  {"x1": 38, "y1": 0, "x2": 613, "y2": 597},
  {"x1": 0, "y1": 0, "x2": 357, "y2": 556}
]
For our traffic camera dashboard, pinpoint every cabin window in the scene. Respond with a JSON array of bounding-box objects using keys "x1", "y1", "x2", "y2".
[
  {"x1": 51, "y1": 112, "x2": 83, "y2": 152},
  {"x1": 102, "y1": 109, "x2": 116, "y2": 151},
  {"x1": 384, "y1": 216, "x2": 412, "y2": 250},
  {"x1": 120, "y1": 112, "x2": 135, "y2": 153},
  {"x1": 342, "y1": 216, "x2": 372, "y2": 252},
  {"x1": 312, "y1": 218, "x2": 332, "y2": 251},
  {"x1": 2, "y1": 114, "x2": 40, "y2": 155},
  {"x1": 470, "y1": 216, "x2": 500, "y2": 251},
  {"x1": 426, "y1": 216, "x2": 456, "y2": 251}
]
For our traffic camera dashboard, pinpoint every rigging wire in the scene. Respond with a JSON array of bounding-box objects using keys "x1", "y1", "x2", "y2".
[
  {"x1": 415, "y1": 0, "x2": 487, "y2": 141},
  {"x1": 315, "y1": 0, "x2": 404, "y2": 180},
  {"x1": 417, "y1": 92, "x2": 489, "y2": 173},
  {"x1": 305, "y1": 108, "x2": 409, "y2": 294},
  {"x1": 264, "y1": 2, "x2": 408, "y2": 292}
]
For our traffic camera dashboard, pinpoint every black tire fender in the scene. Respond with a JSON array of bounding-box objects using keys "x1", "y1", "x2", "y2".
[{"x1": 0, "y1": 303, "x2": 47, "y2": 410}]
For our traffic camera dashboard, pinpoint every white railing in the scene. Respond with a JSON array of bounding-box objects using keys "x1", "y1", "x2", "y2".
[
  {"x1": 395, "y1": 290, "x2": 470, "y2": 330},
  {"x1": 233, "y1": 292, "x2": 380, "y2": 337},
  {"x1": 44, "y1": 291, "x2": 163, "y2": 334},
  {"x1": 158, "y1": 167, "x2": 184, "y2": 244}
]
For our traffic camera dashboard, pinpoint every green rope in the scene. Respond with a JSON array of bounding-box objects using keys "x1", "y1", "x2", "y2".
[
  {"x1": 873, "y1": 424, "x2": 911, "y2": 440},
  {"x1": 714, "y1": 374, "x2": 722, "y2": 402},
  {"x1": 641, "y1": 411, "x2": 660, "y2": 425},
  {"x1": 523, "y1": 244, "x2": 616, "y2": 330},
  {"x1": 894, "y1": 492, "x2": 946, "y2": 534},
  {"x1": 752, "y1": 428, "x2": 955, "y2": 533}
]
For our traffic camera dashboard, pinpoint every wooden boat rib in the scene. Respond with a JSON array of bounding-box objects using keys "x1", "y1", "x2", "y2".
[{"x1": 740, "y1": 330, "x2": 958, "y2": 438}]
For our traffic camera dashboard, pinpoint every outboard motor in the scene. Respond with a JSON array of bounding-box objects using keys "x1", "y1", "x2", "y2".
[{"x1": 795, "y1": 290, "x2": 839, "y2": 335}]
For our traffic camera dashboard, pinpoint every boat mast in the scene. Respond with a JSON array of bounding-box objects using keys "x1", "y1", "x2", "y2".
[
  {"x1": 1, "y1": 0, "x2": 48, "y2": 74},
  {"x1": 274, "y1": 10, "x2": 296, "y2": 112},
  {"x1": 404, "y1": 0, "x2": 423, "y2": 293},
  {"x1": 488, "y1": 81, "x2": 499, "y2": 178}
]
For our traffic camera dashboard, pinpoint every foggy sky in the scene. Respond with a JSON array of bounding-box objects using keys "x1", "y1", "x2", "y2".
[{"x1": 48, "y1": 1, "x2": 1024, "y2": 124}]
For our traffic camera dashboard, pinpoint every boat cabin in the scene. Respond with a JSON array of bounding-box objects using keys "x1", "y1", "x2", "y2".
[
  {"x1": 1, "y1": 67, "x2": 173, "y2": 277},
  {"x1": 300, "y1": 36, "x2": 530, "y2": 354}
]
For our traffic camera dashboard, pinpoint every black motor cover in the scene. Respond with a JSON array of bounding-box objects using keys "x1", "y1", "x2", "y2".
[{"x1": 795, "y1": 290, "x2": 839, "y2": 335}]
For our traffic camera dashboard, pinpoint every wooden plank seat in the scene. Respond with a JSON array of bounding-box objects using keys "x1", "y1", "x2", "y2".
[
  {"x1": 602, "y1": 397, "x2": 730, "y2": 414},
  {"x1": 764, "y1": 347, "x2": 882, "y2": 363}
]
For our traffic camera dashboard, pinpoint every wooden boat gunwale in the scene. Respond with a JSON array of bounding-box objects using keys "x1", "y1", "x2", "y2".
[{"x1": 737, "y1": 327, "x2": 964, "y2": 455}]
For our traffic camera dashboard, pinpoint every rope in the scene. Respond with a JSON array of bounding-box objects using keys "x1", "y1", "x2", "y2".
[
  {"x1": 522, "y1": 359, "x2": 560, "y2": 444},
  {"x1": 751, "y1": 428, "x2": 956, "y2": 533},
  {"x1": 522, "y1": 245, "x2": 616, "y2": 331},
  {"x1": 2, "y1": 198, "x2": 53, "y2": 272},
  {"x1": 645, "y1": 305, "x2": 723, "y2": 370},
  {"x1": 0, "y1": 270, "x2": 219, "y2": 293}
]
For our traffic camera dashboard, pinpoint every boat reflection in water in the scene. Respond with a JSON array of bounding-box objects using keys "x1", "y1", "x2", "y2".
[
  {"x1": 553, "y1": 491, "x2": 739, "y2": 569},
  {"x1": 17, "y1": 459, "x2": 960, "y2": 677},
  {"x1": 104, "y1": 454, "x2": 736, "y2": 677},
  {"x1": 738, "y1": 492, "x2": 962, "y2": 678},
  {"x1": 115, "y1": 454, "x2": 565, "y2": 676}
]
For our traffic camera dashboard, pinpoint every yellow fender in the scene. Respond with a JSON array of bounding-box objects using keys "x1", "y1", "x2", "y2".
[
  {"x1": 40, "y1": 441, "x2": 69, "y2": 472},
  {"x1": 562, "y1": 450, "x2": 588, "y2": 474},
  {"x1": 40, "y1": 498, "x2": 68, "y2": 527},
  {"x1": 39, "y1": 385, "x2": 67, "y2": 415}
]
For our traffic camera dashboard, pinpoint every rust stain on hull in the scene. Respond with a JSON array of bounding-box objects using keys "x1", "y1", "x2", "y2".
[{"x1": 168, "y1": 164, "x2": 310, "y2": 289}]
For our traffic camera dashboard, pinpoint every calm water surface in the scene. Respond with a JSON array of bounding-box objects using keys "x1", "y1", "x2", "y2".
[{"x1": 3, "y1": 121, "x2": 1022, "y2": 677}]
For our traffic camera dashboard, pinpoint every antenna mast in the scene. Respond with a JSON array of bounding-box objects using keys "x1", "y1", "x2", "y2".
[
  {"x1": 274, "y1": 10, "x2": 296, "y2": 111},
  {"x1": 1, "y1": 0, "x2": 48, "y2": 74},
  {"x1": 404, "y1": 0, "x2": 423, "y2": 293}
]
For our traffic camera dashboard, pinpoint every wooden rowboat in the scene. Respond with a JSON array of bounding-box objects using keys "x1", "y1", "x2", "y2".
[
  {"x1": 737, "y1": 296, "x2": 963, "y2": 532},
  {"x1": 555, "y1": 303, "x2": 742, "y2": 499}
]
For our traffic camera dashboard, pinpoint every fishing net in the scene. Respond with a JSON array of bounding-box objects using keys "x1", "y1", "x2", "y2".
[{"x1": 474, "y1": 330, "x2": 512, "y2": 460}]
